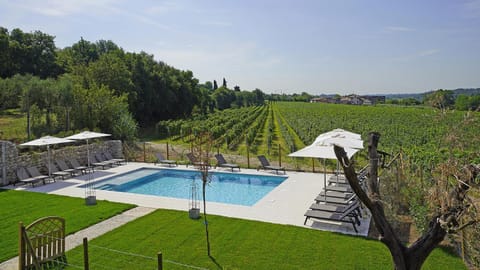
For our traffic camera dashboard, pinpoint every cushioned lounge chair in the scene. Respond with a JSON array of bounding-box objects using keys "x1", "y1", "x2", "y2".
[
  {"x1": 304, "y1": 200, "x2": 361, "y2": 232},
  {"x1": 15, "y1": 167, "x2": 45, "y2": 187},
  {"x1": 309, "y1": 200, "x2": 362, "y2": 219},
  {"x1": 26, "y1": 166, "x2": 52, "y2": 184},
  {"x1": 154, "y1": 153, "x2": 177, "y2": 167},
  {"x1": 51, "y1": 163, "x2": 71, "y2": 180},
  {"x1": 68, "y1": 158, "x2": 92, "y2": 174},
  {"x1": 318, "y1": 190, "x2": 353, "y2": 199},
  {"x1": 186, "y1": 153, "x2": 209, "y2": 168},
  {"x1": 257, "y1": 155, "x2": 285, "y2": 174},
  {"x1": 92, "y1": 154, "x2": 115, "y2": 169},
  {"x1": 103, "y1": 152, "x2": 125, "y2": 165},
  {"x1": 315, "y1": 193, "x2": 357, "y2": 205},
  {"x1": 56, "y1": 159, "x2": 79, "y2": 176},
  {"x1": 215, "y1": 154, "x2": 240, "y2": 172}
]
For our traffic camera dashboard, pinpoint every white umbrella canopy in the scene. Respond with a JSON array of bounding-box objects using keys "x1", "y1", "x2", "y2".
[
  {"x1": 288, "y1": 128, "x2": 363, "y2": 201},
  {"x1": 20, "y1": 136, "x2": 74, "y2": 177},
  {"x1": 312, "y1": 128, "x2": 364, "y2": 149},
  {"x1": 65, "y1": 131, "x2": 111, "y2": 141}
]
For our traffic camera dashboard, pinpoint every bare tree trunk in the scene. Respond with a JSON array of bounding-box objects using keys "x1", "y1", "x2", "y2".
[
  {"x1": 202, "y1": 176, "x2": 211, "y2": 256},
  {"x1": 334, "y1": 132, "x2": 449, "y2": 270}
]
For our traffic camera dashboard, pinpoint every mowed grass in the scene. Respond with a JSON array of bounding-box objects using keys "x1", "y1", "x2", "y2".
[
  {"x1": 64, "y1": 209, "x2": 466, "y2": 270},
  {"x1": 0, "y1": 189, "x2": 135, "y2": 262}
]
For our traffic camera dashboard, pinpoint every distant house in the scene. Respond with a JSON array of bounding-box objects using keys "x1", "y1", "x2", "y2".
[{"x1": 311, "y1": 94, "x2": 385, "y2": 105}]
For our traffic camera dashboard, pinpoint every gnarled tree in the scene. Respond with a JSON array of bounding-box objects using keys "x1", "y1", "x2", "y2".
[{"x1": 333, "y1": 132, "x2": 479, "y2": 270}]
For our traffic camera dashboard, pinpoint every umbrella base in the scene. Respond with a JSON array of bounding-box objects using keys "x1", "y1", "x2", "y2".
[{"x1": 85, "y1": 195, "x2": 97, "y2": 205}]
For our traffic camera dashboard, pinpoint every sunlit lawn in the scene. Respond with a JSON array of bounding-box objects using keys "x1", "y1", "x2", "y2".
[
  {"x1": 0, "y1": 189, "x2": 135, "y2": 262},
  {"x1": 64, "y1": 209, "x2": 466, "y2": 270}
]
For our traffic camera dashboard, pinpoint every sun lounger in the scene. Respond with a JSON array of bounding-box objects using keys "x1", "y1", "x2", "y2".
[
  {"x1": 103, "y1": 152, "x2": 125, "y2": 165},
  {"x1": 309, "y1": 200, "x2": 362, "y2": 219},
  {"x1": 15, "y1": 167, "x2": 45, "y2": 187},
  {"x1": 68, "y1": 158, "x2": 92, "y2": 174},
  {"x1": 315, "y1": 193, "x2": 357, "y2": 205},
  {"x1": 304, "y1": 201, "x2": 361, "y2": 232},
  {"x1": 56, "y1": 160, "x2": 79, "y2": 176},
  {"x1": 257, "y1": 155, "x2": 285, "y2": 174},
  {"x1": 215, "y1": 154, "x2": 240, "y2": 172},
  {"x1": 92, "y1": 154, "x2": 115, "y2": 169},
  {"x1": 154, "y1": 153, "x2": 177, "y2": 167},
  {"x1": 186, "y1": 153, "x2": 210, "y2": 168},
  {"x1": 51, "y1": 163, "x2": 71, "y2": 180},
  {"x1": 26, "y1": 166, "x2": 52, "y2": 184},
  {"x1": 325, "y1": 184, "x2": 352, "y2": 193},
  {"x1": 318, "y1": 190, "x2": 353, "y2": 199}
]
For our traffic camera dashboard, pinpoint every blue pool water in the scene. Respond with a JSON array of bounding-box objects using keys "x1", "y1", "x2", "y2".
[{"x1": 88, "y1": 168, "x2": 287, "y2": 206}]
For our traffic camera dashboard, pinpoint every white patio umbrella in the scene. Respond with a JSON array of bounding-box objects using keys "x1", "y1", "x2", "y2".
[
  {"x1": 20, "y1": 136, "x2": 74, "y2": 177},
  {"x1": 289, "y1": 129, "x2": 363, "y2": 200},
  {"x1": 66, "y1": 131, "x2": 110, "y2": 205},
  {"x1": 65, "y1": 131, "x2": 111, "y2": 168}
]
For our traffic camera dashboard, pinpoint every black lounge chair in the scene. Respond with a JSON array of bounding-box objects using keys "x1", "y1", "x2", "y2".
[
  {"x1": 186, "y1": 153, "x2": 210, "y2": 168},
  {"x1": 68, "y1": 158, "x2": 92, "y2": 174},
  {"x1": 215, "y1": 154, "x2": 240, "y2": 172},
  {"x1": 257, "y1": 155, "x2": 285, "y2": 174},
  {"x1": 26, "y1": 166, "x2": 52, "y2": 184},
  {"x1": 15, "y1": 167, "x2": 45, "y2": 187},
  {"x1": 91, "y1": 154, "x2": 114, "y2": 169},
  {"x1": 318, "y1": 190, "x2": 353, "y2": 199},
  {"x1": 309, "y1": 200, "x2": 362, "y2": 219},
  {"x1": 51, "y1": 163, "x2": 71, "y2": 180},
  {"x1": 304, "y1": 200, "x2": 361, "y2": 232},
  {"x1": 103, "y1": 152, "x2": 125, "y2": 165},
  {"x1": 315, "y1": 193, "x2": 357, "y2": 205},
  {"x1": 56, "y1": 159, "x2": 79, "y2": 176},
  {"x1": 154, "y1": 153, "x2": 177, "y2": 167}
]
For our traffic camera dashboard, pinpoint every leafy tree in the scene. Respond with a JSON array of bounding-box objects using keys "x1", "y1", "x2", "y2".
[
  {"x1": 212, "y1": 86, "x2": 235, "y2": 110},
  {"x1": 222, "y1": 77, "x2": 227, "y2": 88},
  {"x1": 424, "y1": 89, "x2": 454, "y2": 112},
  {"x1": 213, "y1": 80, "x2": 218, "y2": 90}
]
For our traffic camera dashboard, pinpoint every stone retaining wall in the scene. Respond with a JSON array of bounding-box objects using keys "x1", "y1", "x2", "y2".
[{"x1": 0, "y1": 140, "x2": 123, "y2": 186}]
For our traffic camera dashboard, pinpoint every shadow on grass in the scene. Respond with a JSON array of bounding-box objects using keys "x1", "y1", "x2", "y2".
[{"x1": 209, "y1": 255, "x2": 223, "y2": 269}]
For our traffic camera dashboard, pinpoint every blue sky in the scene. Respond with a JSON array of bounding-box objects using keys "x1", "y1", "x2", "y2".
[{"x1": 1, "y1": 0, "x2": 480, "y2": 95}]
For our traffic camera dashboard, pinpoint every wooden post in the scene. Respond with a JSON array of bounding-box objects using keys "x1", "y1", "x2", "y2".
[
  {"x1": 143, "y1": 142, "x2": 146, "y2": 162},
  {"x1": 166, "y1": 142, "x2": 169, "y2": 159},
  {"x1": 278, "y1": 144, "x2": 281, "y2": 167},
  {"x1": 157, "y1": 252, "x2": 163, "y2": 270},
  {"x1": 18, "y1": 222, "x2": 25, "y2": 270},
  {"x1": 83, "y1": 237, "x2": 89, "y2": 270},
  {"x1": 246, "y1": 143, "x2": 250, "y2": 169},
  {"x1": 312, "y1": 158, "x2": 315, "y2": 173}
]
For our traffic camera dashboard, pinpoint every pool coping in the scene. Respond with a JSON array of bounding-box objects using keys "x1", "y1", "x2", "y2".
[{"x1": 5, "y1": 162, "x2": 371, "y2": 236}]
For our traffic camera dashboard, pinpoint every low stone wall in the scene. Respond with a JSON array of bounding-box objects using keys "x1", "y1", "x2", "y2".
[{"x1": 0, "y1": 140, "x2": 124, "y2": 186}]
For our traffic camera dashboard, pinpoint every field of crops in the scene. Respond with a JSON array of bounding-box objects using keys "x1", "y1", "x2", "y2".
[{"x1": 157, "y1": 102, "x2": 480, "y2": 171}]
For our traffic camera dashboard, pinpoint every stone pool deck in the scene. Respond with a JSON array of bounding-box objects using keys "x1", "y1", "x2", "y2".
[{"x1": 6, "y1": 162, "x2": 371, "y2": 234}]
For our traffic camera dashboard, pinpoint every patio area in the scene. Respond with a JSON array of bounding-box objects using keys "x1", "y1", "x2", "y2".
[{"x1": 6, "y1": 162, "x2": 371, "y2": 236}]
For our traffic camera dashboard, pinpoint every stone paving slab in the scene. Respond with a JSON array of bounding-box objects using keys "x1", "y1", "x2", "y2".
[{"x1": 0, "y1": 206, "x2": 155, "y2": 270}]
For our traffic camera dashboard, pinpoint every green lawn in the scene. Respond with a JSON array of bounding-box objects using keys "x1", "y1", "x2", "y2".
[
  {"x1": 64, "y1": 209, "x2": 466, "y2": 270},
  {"x1": 0, "y1": 189, "x2": 135, "y2": 262},
  {"x1": 0, "y1": 109, "x2": 27, "y2": 142}
]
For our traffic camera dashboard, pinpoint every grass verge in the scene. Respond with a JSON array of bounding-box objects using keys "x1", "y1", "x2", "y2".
[
  {"x1": 64, "y1": 209, "x2": 466, "y2": 270},
  {"x1": 0, "y1": 189, "x2": 135, "y2": 262}
]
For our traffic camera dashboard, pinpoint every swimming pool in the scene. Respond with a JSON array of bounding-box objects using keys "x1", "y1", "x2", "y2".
[{"x1": 86, "y1": 168, "x2": 287, "y2": 206}]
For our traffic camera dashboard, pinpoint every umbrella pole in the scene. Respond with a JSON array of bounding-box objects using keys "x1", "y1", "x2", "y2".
[
  {"x1": 323, "y1": 158, "x2": 327, "y2": 202},
  {"x1": 47, "y1": 145, "x2": 51, "y2": 178}
]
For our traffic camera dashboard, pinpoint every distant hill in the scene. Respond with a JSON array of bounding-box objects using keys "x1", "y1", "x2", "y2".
[{"x1": 385, "y1": 88, "x2": 480, "y2": 101}]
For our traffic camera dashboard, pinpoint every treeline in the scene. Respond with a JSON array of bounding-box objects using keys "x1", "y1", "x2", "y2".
[{"x1": 0, "y1": 26, "x2": 267, "y2": 140}]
